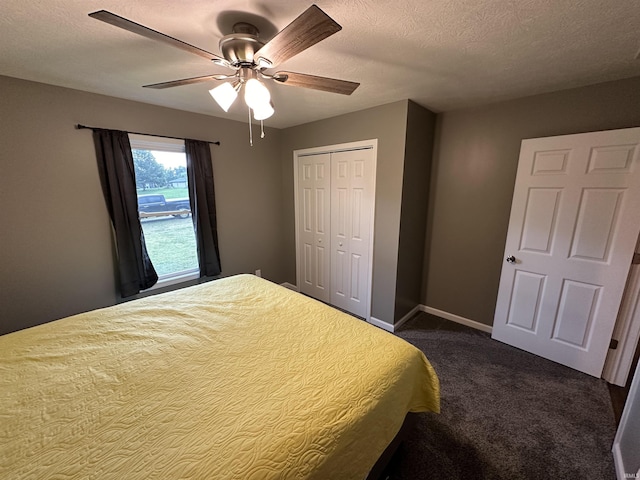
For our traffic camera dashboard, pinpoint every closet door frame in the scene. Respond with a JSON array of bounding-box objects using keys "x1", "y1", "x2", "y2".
[{"x1": 293, "y1": 139, "x2": 378, "y2": 321}]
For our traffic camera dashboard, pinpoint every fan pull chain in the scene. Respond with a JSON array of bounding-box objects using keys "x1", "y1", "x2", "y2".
[
  {"x1": 248, "y1": 106, "x2": 253, "y2": 146},
  {"x1": 260, "y1": 120, "x2": 265, "y2": 139}
]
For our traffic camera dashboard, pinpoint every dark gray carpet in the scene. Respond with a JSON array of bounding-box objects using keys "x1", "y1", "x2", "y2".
[{"x1": 387, "y1": 314, "x2": 617, "y2": 480}]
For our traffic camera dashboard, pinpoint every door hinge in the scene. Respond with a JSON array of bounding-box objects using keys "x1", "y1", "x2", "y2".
[
  {"x1": 633, "y1": 253, "x2": 640, "y2": 265},
  {"x1": 609, "y1": 339, "x2": 619, "y2": 350}
]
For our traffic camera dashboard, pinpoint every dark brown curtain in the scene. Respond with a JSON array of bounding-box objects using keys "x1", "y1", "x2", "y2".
[
  {"x1": 92, "y1": 129, "x2": 158, "y2": 296},
  {"x1": 185, "y1": 139, "x2": 221, "y2": 277}
]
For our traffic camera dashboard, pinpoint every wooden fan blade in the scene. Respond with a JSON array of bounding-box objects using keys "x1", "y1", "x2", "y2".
[
  {"x1": 273, "y1": 71, "x2": 359, "y2": 95},
  {"x1": 255, "y1": 5, "x2": 341, "y2": 68},
  {"x1": 89, "y1": 10, "x2": 226, "y2": 63},
  {"x1": 143, "y1": 74, "x2": 232, "y2": 89}
]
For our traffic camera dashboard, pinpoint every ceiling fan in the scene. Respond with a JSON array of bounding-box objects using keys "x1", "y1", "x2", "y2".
[{"x1": 89, "y1": 4, "x2": 359, "y2": 134}]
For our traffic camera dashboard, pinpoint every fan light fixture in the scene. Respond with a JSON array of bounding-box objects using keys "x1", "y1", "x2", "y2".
[
  {"x1": 209, "y1": 75, "x2": 275, "y2": 145},
  {"x1": 209, "y1": 72, "x2": 275, "y2": 145},
  {"x1": 210, "y1": 77, "x2": 274, "y2": 121}
]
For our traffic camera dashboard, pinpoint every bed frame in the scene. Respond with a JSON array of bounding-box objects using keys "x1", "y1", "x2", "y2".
[{"x1": 366, "y1": 413, "x2": 417, "y2": 479}]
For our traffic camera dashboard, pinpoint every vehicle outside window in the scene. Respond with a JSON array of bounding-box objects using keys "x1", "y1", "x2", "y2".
[{"x1": 137, "y1": 194, "x2": 191, "y2": 218}]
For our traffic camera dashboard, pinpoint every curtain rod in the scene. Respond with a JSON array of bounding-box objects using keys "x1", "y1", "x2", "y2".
[{"x1": 75, "y1": 124, "x2": 221, "y2": 146}]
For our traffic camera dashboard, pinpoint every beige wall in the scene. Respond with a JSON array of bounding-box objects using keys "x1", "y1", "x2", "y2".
[
  {"x1": 6, "y1": 72, "x2": 640, "y2": 335},
  {"x1": 395, "y1": 101, "x2": 436, "y2": 321},
  {"x1": 280, "y1": 101, "x2": 410, "y2": 325},
  {"x1": 423, "y1": 76, "x2": 640, "y2": 326},
  {"x1": 0, "y1": 75, "x2": 285, "y2": 334}
]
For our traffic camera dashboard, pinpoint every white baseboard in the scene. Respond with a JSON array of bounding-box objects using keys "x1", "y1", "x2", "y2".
[
  {"x1": 421, "y1": 306, "x2": 493, "y2": 333},
  {"x1": 280, "y1": 282, "x2": 299, "y2": 292},
  {"x1": 368, "y1": 305, "x2": 422, "y2": 333},
  {"x1": 394, "y1": 304, "x2": 422, "y2": 331},
  {"x1": 368, "y1": 317, "x2": 395, "y2": 332},
  {"x1": 373, "y1": 306, "x2": 493, "y2": 334},
  {"x1": 288, "y1": 294, "x2": 492, "y2": 335}
]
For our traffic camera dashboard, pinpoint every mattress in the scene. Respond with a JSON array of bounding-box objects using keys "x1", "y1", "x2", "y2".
[{"x1": 0, "y1": 274, "x2": 439, "y2": 479}]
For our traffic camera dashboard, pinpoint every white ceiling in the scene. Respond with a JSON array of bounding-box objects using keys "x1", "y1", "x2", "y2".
[{"x1": 2, "y1": 0, "x2": 639, "y2": 129}]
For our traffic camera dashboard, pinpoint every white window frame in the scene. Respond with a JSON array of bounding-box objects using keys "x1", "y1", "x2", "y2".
[{"x1": 129, "y1": 134, "x2": 199, "y2": 291}]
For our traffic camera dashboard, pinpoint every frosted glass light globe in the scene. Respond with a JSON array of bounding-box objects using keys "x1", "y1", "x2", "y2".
[
  {"x1": 244, "y1": 78, "x2": 271, "y2": 110},
  {"x1": 253, "y1": 102, "x2": 275, "y2": 120},
  {"x1": 209, "y1": 82, "x2": 238, "y2": 112}
]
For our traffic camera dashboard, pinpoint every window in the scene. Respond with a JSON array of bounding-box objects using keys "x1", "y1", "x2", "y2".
[{"x1": 129, "y1": 134, "x2": 199, "y2": 287}]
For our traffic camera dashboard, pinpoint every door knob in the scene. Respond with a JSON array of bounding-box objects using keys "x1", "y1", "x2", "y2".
[{"x1": 506, "y1": 255, "x2": 516, "y2": 263}]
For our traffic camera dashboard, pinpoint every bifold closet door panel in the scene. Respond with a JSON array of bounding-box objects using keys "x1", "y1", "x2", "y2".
[
  {"x1": 297, "y1": 153, "x2": 331, "y2": 303},
  {"x1": 330, "y1": 149, "x2": 374, "y2": 318}
]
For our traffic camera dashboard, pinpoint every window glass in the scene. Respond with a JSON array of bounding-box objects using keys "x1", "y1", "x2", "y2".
[{"x1": 129, "y1": 134, "x2": 199, "y2": 282}]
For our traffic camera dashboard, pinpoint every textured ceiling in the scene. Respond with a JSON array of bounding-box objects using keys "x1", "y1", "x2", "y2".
[{"x1": 2, "y1": 0, "x2": 639, "y2": 128}]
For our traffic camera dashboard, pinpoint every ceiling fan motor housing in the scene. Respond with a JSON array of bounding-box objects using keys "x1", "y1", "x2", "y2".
[{"x1": 219, "y1": 22, "x2": 265, "y2": 67}]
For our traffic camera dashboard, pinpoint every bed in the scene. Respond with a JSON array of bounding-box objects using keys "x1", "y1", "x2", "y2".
[{"x1": 0, "y1": 274, "x2": 439, "y2": 479}]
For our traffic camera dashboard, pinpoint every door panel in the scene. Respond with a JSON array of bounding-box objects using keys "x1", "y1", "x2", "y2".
[
  {"x1": 493, "y1": 127, "x2": 640, "y2": 377},
  {"x1": 350, "y1": 253, "x2": 362, "y2": 301},
  {"x1": 520, "y1": 188, "x2": 561, "y2": 253},
  {"x1": 330, "y1": 149, "x2": 374, "y2": 318},
  {"x1": 297, "y1": 153, "x2": 331, "y2": 302},
  {"x1": 552, "y1": 279, "x2": 600, "y2": 347},
  {"x1": 507, "y1": 270, "x2": 545, "y2": 332},
  {"x1": 569, "y1": 188, "x2": 623, "y2": 262}
]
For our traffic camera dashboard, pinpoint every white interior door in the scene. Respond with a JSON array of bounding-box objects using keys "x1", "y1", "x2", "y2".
[
  {"x1": 330, "y1": 148, "x2": 375, "y2": 318},
  {"x1": 492, "y1": 127, "x2": 640, "y2": 377},
  {"x1": 296, "y1": 153, "x2": 331, "y2": 302}
]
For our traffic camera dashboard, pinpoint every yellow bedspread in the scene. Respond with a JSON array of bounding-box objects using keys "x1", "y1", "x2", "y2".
[{"x1": 0, "y1": 275, "x2": 439, "y2": 479}]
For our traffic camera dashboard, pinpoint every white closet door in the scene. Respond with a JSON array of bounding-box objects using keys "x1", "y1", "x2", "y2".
[
  {"x1": 330, "y1": 148, "x2": 375, "y2": 318},
  {"x1": 297, "y1": 153, "x2": 331, "y2": 302}
]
